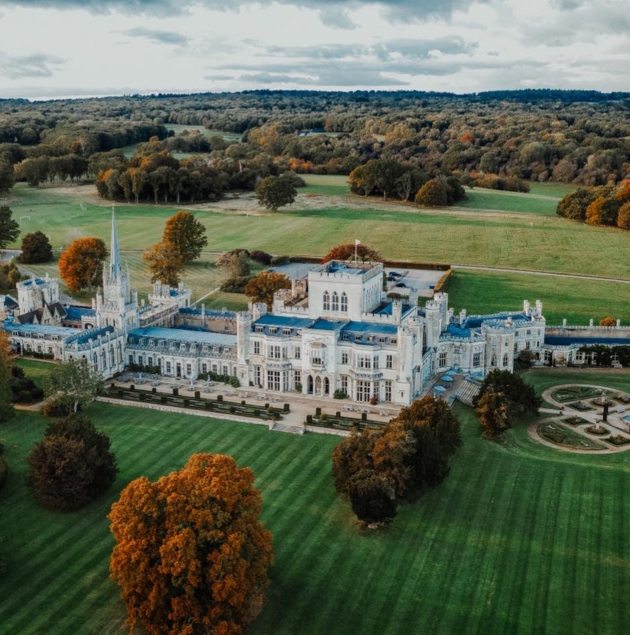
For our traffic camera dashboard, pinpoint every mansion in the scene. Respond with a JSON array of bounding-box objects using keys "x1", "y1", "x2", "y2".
[{"x1": 2, "y1": 213, "x2": 629, "y2": 406}]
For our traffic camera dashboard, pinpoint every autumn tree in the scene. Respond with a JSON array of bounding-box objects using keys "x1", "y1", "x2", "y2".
[
  {"x1": 162, "y1": 211, "x2": 207, "y2": 263},
  {"x1": 617, "y1": 202, "x2": 630, "y2": 230},
  {"x1": 45, "y1": 358, "x2": 102, "y2": 415},
  {"x1": 585, "y1": 196, "x2": 619, "y2": 226},
  {"x1": 415, "y1": 179, "x2": 448, "y2": 207},
  {"x1": 556, "y1": 187, "x2": 596, "y2": 221},
  {"x1": 474, "y1": 391, "x2": 509, "y2": 440},
  {"x1": 142, "y1": 241, "x2": 185, "y2": 286},
  {"x1": 19, "y1": 231, "x2": 53, "y2": 264},
  {"x1": 0, "y1": 332, "x2": 14, "y2": 424},
  {"x1": 255, "y1": 175, "x2": 297, "y2": 211},
  {"x1": 109, "y1": 453, "x2": 273, "y2": 635},
  {"x1": 244, "y1": 271, "x2": 291, "y2": 310},
  {"x1": 0, "y1": 206, "x2": 20, "y2": 250},
  {"x1": 321, "y1": 242, "x2": 381, "y2": 263},
  {"x1": 347, "y1": 470, "x2": 397, "y2": 527},
  {"x1": 332, "y1": 427, "x2": 383, "y2": 493},
  {"x1": 599, "y1": 317, "x2": 616, "y2": 326},
  {"x1": 27, "y1": 414, "x2": 118, "y2": 512},
  {"x1": 58, "y1": 237, "x2": 108, "y2": 292}
]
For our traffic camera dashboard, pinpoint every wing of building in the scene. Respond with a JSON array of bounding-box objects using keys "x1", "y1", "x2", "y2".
[{"x1": 3, "y1": 212, "x2": 628, "y2": 405}]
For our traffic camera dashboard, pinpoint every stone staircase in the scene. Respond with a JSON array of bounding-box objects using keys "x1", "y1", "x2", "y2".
[
  {"x1": 270, "y1": 422, "x2": 305, "y2": 435},
  {"x1": 455, "y1": 377, "x2": 482, "y2": 406}
]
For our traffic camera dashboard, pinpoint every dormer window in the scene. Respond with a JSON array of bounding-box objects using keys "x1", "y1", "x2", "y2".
[{"x1": 255, "y1": 326, "x2": 263, "y2": 333}]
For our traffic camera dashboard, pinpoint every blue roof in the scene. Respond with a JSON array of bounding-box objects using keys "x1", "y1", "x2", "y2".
[
  {"x1": 65, "y1": 307, "x2": 96, "y2": 320},
  {"x1": 308, "y1": 319, "x2": 346, "y2": 331},
  {"x1": 444, "y1": 324, "x2": 471, "y2": 338},
  {"x1": 463, "y1": 313, "x2": 530, "y2": 329},
  {"x1": 341, "y1": 321, "x2": 398, "y2": 335},
  {"x1": 72, "y1": 326, "x2": 114, "y2": 344},
  {"x1": 545, "y1": 336, "x2": 630, "y2": 346},
  {"x1": 254, "y1": 314, "x2": 312, "y2": 328},
  {"x1": 372, "y1": 303, "x2": 413, "y2": 316},
  {"x1": 6, "y1": 323, "x2": 78, "y2": 338},
  {"x1": 322, "y1": 263, "x2": 366, "y2": 275},
  {"x1": 179, "y1": 307, "x2": 236, "y2": 317},
  {"x1": 129, "y1": 326, "x2": 236, "y2": 346}
]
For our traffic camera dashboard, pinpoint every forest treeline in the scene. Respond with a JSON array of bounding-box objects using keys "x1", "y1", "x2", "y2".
[{"x1": 1, "y1": 90, "x2": 629, "y2": 203}]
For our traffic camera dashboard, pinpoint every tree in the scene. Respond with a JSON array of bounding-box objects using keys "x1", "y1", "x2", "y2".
[
  {"x1": 244, "y1": 271, "x2": 291, "y2": 310},
  {"x1": 321, "y1": 242, "x2": 381, "y2": 263},
  {"x1": 58, "y1": 237, "x2": 108, "y2": 293},
  {"x1": 599, "y1": 317, "x2": 616, "y2": 326},
  {"x1": 556, "y1": 187, "x2": 596, "y2": 221},
  {"x1": 585, "y1": 196, "x2": 619, "y2": 226},
  {"x1": 617, "y1": 202, "x2": 630, "y2": 230},
  {"x1": 0, "y1": 159, "x2": 15, "y2": 195},
  {"x1": 415, "y1": 179, "x2": 448, "y2": 207},
  {"x1": 27, "y1": 414, "x2": 118, "y2": 512},
  {"x1": 0, "y1": 206, "x2": 20, "y2": 250},
  {"x1": 109, "y1": 453, "x2": 273, "y2": 635},
  {"x1": 347, "y1": 470, "x2": 397, "y2": 527},
  {"x1": 474, "y1": 391, "x2": 509, "y2": 440},
  {"x1": 162, "y1": 211, "x2": 207, "y2": 264},
  {"x1": 472, "y1": 369, "x2": 541, "y2": 426},
  {"x1": 227, "y1": 251, "x2": 251, "y2": 278},
  {"x1": 143, "y1": 241, "x2": 185, "y2": 286},
  {"x1": 19, "y1": 231, "x2": 53, "y2": 264},
  {"x1": 45, "y1": 358, "x2": 102, "y2": 414},
  {"x1": 0, "y1": 332, "x2": 14, "y2": 424},
  {"x1": 255, "y1": 175, "x2": 297, "y2": 211},
  {"x1": 332, "y1": 427, "x2": 382, "y2": 493}
]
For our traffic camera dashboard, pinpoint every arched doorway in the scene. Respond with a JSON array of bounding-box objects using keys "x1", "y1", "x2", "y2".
[
  {"x1": 307, "y1": 375, "x2": 314, "y2": 394},
  {"x1": 324, "y1": 377, "x2": 330, "y2": 395},
  {"x1": 315, "y1": 376, "x2": 322, "y2": 395}
]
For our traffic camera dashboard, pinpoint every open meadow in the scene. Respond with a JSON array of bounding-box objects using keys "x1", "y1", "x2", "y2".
[{"x1": 1, "y1": 368, "x2": 629, "y2": 635}]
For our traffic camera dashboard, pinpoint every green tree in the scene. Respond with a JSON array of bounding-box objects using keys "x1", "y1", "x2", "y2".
[
  {"x1": 109, "y1": 453, "x2": 273, "y2": 635},
  {"x1": 0, "y1": 159, "x2": 15, "y2": 195},
  {"x1": 0, "y1": 206, "x2": 19, "y2": 250},
  {"x1": 0, "y1": 332, "x2": 15, "y2": 424},
  {"x1": 19, "y1": 231, "x2": 53, "y2": 264},
  {"x1": 255, "y1": 175, "x2": 297, "y2": 211},
  {"x1": 45, "y1": 359, "x2": 102, "y2": 414},
  {"x1": 27, "y1": 414, "x2": 118, "y2": 512},
  {"x1": 332, "y1": 427, "x2": 383, "y2": 493},
  {"x1": 347, "y1": 470, "x2": 397, "y2": 527},
  {"x1": 556, "y1": 188, "x2": 597, "y2": 221},
  {"x1": 162, "y1": 211, "x2": 207, "y2": 264}
]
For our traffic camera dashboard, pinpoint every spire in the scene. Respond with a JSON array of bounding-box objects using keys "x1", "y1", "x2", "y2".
[{"x1": 110, "y1": 207, "x2": 122, "y2": 280}]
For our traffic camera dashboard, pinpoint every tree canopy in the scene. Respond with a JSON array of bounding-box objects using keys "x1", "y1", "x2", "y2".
[
  {"x1": 321, "y1": 242, "x2": 381, "y2": 264},
  {"x1": 244, "y1": 271, "x2": 291, "y2": 310},
  {"x1": 142, "y1": 241, "x2": 185, "y2": 286},
  {"x1": 163, "y1": 211, "x2": 208, "y2": 264},
  {"x1": 0, "y1": 206, "x2": 19, "y2": 250},
  {"x1": 58, "y1": 237, "x2": 108, "y2": 292},
  {"x1": 255, "y1": 175, "x2": 297, "y2": 212},
  {"x1": 44, "y1": 358, "x2": 102, "y2": 414},
  {"x1": 109, "y1": 453, "x2": 273, "y2": 635},
  {"x1": 27, "y1": 414, "x2": 118, "y2": 512},
  {"x1": 19, "y1": 231, "x2": 53, "y2": 264}
]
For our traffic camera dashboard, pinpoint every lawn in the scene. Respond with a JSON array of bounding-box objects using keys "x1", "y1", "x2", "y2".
[
  {"x1": 526, "y1": 182, "x2": 577, "y2": 198},
  {"x1": 301, "y1": 174, "x2": 350, "y2": 196},
  {"x1": 6, "y1": 183, "x2": 630, "y2": 281},
  {"x1": 457, "y1": 189, "x2": 560, "y2": 216},
  {"x1": 13, "y1": 359, "x2": 54, "y2": 388},
  {"x1": 445, "y1": 270, "x2": 630, "y2": 326},
  {"x1": 1, "y1": 370, "x2": 630, "y2": 635}
]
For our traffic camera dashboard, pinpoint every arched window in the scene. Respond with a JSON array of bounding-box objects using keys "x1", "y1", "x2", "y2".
[
  {"x1": 341, "y1": 292, "x2": 348, "y2": 312},
  {"x1": 323, "y1": 291, "x2": 330, "y2": 311},
  {"x1": 491, "y1": 355, "x2": 497, "y2": 367},
  {"x1": 332, "y1": 292, "x2": 339, "y2": 312},
  {"x1": 503, "y1": 354, "x2": 509, "y2": 367}
]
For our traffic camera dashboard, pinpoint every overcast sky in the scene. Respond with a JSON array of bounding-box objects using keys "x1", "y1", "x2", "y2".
[{"x1": 0, "y1": 0, "x2": 628, "y2": 99}]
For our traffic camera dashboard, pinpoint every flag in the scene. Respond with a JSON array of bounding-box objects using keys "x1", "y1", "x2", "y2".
[{"x1": 355, "y1": 239, "x2": 361, "y2": 246}]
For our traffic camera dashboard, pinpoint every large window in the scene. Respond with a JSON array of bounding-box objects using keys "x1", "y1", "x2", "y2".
[
  {"x1": 311, "y1": 352, "x2": 324, "y2": 366},
  {"x1": 332, "y1": 292, "x2": 339, "y2": 311},
  {"x1": 268, "y1": 344, "x2": 281, "y2": 360},
  {"x1": 438, "y1": 352, "x2": 447, "y2": 368},
  {"x1": 295, "y1": 346, "x2": 301, "y2": 359},
  {"x1": 341, "y1": 351, "x2": 348, "y2": 364},
  {"x1": 357, "y1": 355, "x2": 372, "y2": 369},
  {"x1": 356, "y1": 380, "x2": 371, "y2": 402},
  {"x1": 255, "y1": 366, "x2": 261, "y2": 386},
  {"x1": 473, "y1": 352, "x2": 481, "y2": 367},
  {"x1": 385, "y1": 380, "x2": 392, "y2": 402},
  {"x1": 341, "y1": 292, "x2": 348, "y2": 312},
  {"x1": 294, "y1": 370, "x2": 301, "y2": 386},
  {"x1": 253, "y1": 341, "x2": 260, "y2": 355},
  {"x1": 323, "y1": 291, "x2": 330, "y2": 311},
  {"x1": 503, "y1": 354, "x2": 509, "y2": 367},
  {"x1": 341, "y1": 375, "x2": 348, "y2": 393},
  {"x1": 267, "y1": 370, "x2": 281, "y2": 391},
  {"x1": 386, "y1": 354, "x2": 393, "y2": 369}
]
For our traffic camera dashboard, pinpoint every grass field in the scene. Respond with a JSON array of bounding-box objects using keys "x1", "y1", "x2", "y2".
[
  {"x1": 446, "y1": 270, "x2": 630, "y2": 326},
  {"x1": 458, "y1": 189, "x2": 560, "y2": 216},
  {"x1": 527, "y1": 182, "x2": 577, "y2": 198},
  {"x1": 13, "y1": 359, "x2": 54, "y2": 388},
  {"x1": 301, "y1": 174, "x2": 350, "y2": 196},
  {"x1": 1, "y1": 369, "x2": 630, "y2": 635}
]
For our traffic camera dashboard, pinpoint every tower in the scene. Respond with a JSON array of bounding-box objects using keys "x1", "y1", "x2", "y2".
[{"x1": 95, "y1": 209, "x2": 139, "y2": 330}]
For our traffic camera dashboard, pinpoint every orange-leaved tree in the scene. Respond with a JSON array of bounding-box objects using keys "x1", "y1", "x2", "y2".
[
  {"x1": 142, "y1": 241, "x2": 185, "y2": 286},
  {"x1": 163, "y1": 210, "x2": 208, "y2": 264},
  {"x1": 58, "y1": 237, "x2": 108, "y2": 293},
  {"x1": 109, "y1": 453, "x2": 273, "y2": 635},
  {"x1": 321, "y1": 243, "x2": 381, "y2": 263},
  {"x1": 244, "y1": 271, "x2": 291, "y2": 310},
  {"x1": 599, "y1": 317, "x2": 616, "y2": 326}
]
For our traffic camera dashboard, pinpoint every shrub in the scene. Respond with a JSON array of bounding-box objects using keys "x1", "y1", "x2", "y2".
[
  {"x1": 270, "y1": 255, "x2": 290, "y2": 266},
  {"x1": 41, "y1": 400, "x2": 73, "y2": 418},
  {"x1": 415, "y1": 179, "x2": 448, "y2": 207},
  {"x1": 249, "y1": 250, "x2": 273, "y2": 265},
  {"x1": 333, "y1": 389, "x2": 348, "y2": 399},
  {"x1": 347, "y1": 470, "x2": 397, "y2": 527},
  {"x1": 220, "y1": 275, "x2": 255, "y2": 293}
]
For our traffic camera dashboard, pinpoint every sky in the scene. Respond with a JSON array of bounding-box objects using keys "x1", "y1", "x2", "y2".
[{"x1": 0, "y1": 0, "x2": 628, "y2": 99}]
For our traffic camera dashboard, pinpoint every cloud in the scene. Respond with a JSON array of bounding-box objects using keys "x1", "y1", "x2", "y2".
[
  {"x1": 1, "y1": 0, "x2": 483, "y2": 22},
  {"x1": 0, "y1": 52, "x2": 64, "y2": 79},
  {"x1": 120, "y1": 26, "x2": 188, "y2": 45}
]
